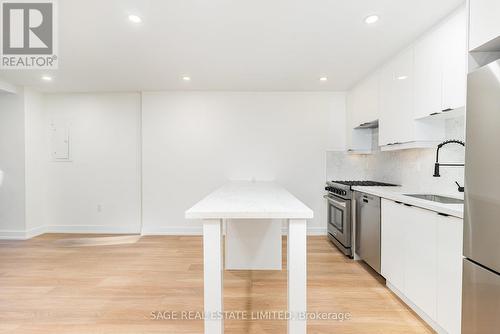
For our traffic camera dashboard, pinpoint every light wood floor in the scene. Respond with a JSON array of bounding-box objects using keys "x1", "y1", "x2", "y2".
[{"x1": 0, "y1": 235, "x2": 434, "y2": 334}]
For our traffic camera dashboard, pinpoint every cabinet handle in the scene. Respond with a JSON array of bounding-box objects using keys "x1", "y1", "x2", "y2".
[
  {"x1": 437, "y1": 212, "x2": 450, "y2": 217},
  {"x1": 404, "y1": 203, "x2": 413, "y2": 207},
  {"x1": 395, "y1": 201, "x2": 403, "y2": 204},
  {"x1": 430, "y1": 112, "x2": 440, "y2": 116},
  {"x1": 442, "y1": 108, "x2": 453, "y2": 112}
]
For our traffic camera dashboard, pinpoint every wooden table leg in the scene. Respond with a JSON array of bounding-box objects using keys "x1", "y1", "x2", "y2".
[
  {"x1": 288, "y1": 219, "x2": 307, "y2": 334},
  {"x1": 203, "y1": 219, "x2": 223, "y2": 334}
]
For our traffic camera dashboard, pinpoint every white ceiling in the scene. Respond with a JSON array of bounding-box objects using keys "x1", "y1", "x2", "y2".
[{"x1": 0, "y1": 0, "x2": 464, "y2": 92}]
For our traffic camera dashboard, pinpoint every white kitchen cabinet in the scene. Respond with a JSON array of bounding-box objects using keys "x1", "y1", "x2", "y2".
[
  {"x1": 381, "y1": 198, "x2": 463, "y2": 334},
  {"x1": 350, "y1": 71, "x2": 380, "y2": 127},
  {"x1": 437, "y1": 215, "x2": 463, "y2": 334},
  {"x1": 414, "y1": 23, "x2": 445, "y2": 119},
  {"x1": 346, "y1": 71, "x2": 380, "y2": 153},
  {"x1": 379, "y1": 44, "x2": 446, "y2": 150},
  {"x1": 469, "y1": 0, "x2": 500, "y2": 51},
  {"x1": 381, "y1": 200, "x2": 407, "y2": 292},
  {"x1": 344, "y1": 5, "x2": 464, "y2": 151},
  {"x1": 404, "y1": 204, "x2": 438, "y2": 320},
  {"x1": 379, "y1": 47, "x2": 415, "y2": 147},
  {"x1": 414, "y1": 6, "x2": 466, "y2": 119},
  {"x1": 442, "y1": 7, "x2": 467, "y2": 112}
]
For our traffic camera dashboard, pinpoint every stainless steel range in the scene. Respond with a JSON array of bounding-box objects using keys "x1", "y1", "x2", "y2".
[{"x1": 324, "y1": 180, "x2": 397, "y2": 257}]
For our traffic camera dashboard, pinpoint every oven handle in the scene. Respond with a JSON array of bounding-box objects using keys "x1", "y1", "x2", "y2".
[{"x1": 323, "y1": 195, "x2": 346, "y2": 208}]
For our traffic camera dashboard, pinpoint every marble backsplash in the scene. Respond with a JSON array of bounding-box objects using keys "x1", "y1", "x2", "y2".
[{"x1": 327, "y1": 117, "x2": 466, "y2": 195}]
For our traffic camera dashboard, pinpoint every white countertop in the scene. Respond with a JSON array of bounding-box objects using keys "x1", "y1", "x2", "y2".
[
  {"x1": 352, "y1": 186, "x2": 464, "y2": 219},
  {"x1": 185, "y1": 181, "x2": 314, "y2": 220}
]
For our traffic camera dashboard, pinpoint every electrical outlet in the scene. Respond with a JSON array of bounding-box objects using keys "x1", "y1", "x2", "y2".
[{"x1": 97, "y1": 204, "x2": 102, "y2": 213}]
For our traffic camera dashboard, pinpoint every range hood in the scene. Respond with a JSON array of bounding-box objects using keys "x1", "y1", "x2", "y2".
[{"x1": 355, "y1": 120, "x2": 379, "y2": 129}]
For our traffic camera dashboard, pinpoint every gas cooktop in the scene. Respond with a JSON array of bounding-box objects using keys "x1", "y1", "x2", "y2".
[
  {"x1": 331, "y1": 180, "x2": 398, "y2": 187},
  {"x1": 325, "y1": 180, "x2": 398, "y2": 199}
]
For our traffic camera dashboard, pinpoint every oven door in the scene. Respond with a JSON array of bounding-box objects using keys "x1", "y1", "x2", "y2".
[{"x1": 325, "y1": 194, "x2": 351, "y2": 248}]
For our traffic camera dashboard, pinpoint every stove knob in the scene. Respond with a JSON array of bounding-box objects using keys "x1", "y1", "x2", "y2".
[{"x1": 343, "y1": 190, "x2": 347, "y2": 196}]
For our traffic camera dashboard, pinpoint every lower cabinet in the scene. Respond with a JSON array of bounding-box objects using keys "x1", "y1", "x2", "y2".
[
  {"x1": 436, "y1": 214, "x2": 463, "y2": 334},
  {"x1": 404, "y1": 205, "x2": 438, "y2": 320},
  {"x1": 381, "y1": 200, "x2": 407, "y2": 292},
  {"x1": 381, "y1": 199, "x2": 463, "y2": 334}
]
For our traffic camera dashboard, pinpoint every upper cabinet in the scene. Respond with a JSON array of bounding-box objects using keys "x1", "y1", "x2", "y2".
[
  {"x1": 469, "y1": 0, "x2": 500, "y2": 51},
  {"x1": 344, "y1": 4, "x2": 466, "y2": 152},
  {"x1": 346, "y1": 71, "x2": 380, "y2": 153},
  {"x1": 414, "y1": 7, "x2": 466, "y2": 119},
  {"x1": 379, "y1": 47, "x2": 416, "y2": 146},
  {"x1": 414, "y1": 24, "x2": 444, "y2": 119},
  {"x1": 379, "y1": 47, "x2": 445, "y2": 150},
  {"x1": 442, "y1": 8, "x2": 467, "y2": 111},
  {"x1": 347, "y1": 71, "x2": 380, "y2": 128}
]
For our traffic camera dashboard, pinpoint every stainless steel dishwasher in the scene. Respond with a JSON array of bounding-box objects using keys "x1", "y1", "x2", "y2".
[{"x1": 355, "y1": 192, "x2": 381, "y2": 274}]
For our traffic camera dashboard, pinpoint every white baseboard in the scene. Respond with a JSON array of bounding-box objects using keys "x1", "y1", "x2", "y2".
[
  {"x1": 143, "y1": 226, "x2": 327, "y2": 236},
  {"x1": 386, "y1": 282, "x2": 446, "y2": 334},
  {"x1": 46, "y1": 225, "x2": 141, "y2": 234},
  {"x1": 25, "y1": 225, "x2": 47, "y2": 239},
  {"x1": 282, "y1": 226, "x2": 327, "y2": 236},
  {"x1": 141, "y1": 226, "x2": 203, "y2": 235},
  {"x1": 0, "y1": 225, "x2": 47, "y2": 240},
  {"x1": 0, "y1": 230, "x2": 29, "y2": 240},
  {"x1": 307, "y1": 226, "x2": 328, "y2": 236},
  {"x1": 1, "y1": 225, "x2": 327, "y2": 239}
]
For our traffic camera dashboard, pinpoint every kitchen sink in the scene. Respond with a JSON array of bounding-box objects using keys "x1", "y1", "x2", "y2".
[{"x1": 403, "y1": 194, "x2": 464, "y2": 204}]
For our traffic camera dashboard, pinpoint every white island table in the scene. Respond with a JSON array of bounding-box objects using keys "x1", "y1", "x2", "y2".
[{"x1": 185, "y1": 181, "x2": 313, "y2": 334}]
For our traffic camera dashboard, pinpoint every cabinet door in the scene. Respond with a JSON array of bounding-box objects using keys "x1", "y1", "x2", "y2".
[
  {"x1": 356, "y1": 71, "x2": 380, "y2": 125},
  {"x1": 381, "y1": 200, "x2": 406, "y2": 291},
  {"x1": 469, "y1": 0, "x2": 500, "y2": 51},
  {"x1": 414, "y1": 25, "x2": 444, "y2": 119},
  {"x1": 437, "y1": 215, "x2": 463, "y2": 334},
  {"x1": 347, "y1": 87, "x2": 361, "y2": 130},
  {"x1": 379, "y1": 47, "x2": 415, "y2": 146},
  {"x1": 346, "y1": 91, "x2": 357, "y2": 150},
  {"x1": 347, "y1": 72, "x2": 379, "y2": 129},
  {"x1": 379, "y1": 64, "x2": 394, "y2": 146},
  {"x1": 442, "y1": 7, "x2": 467, "y2": 111},
  {"x1": 404, "y1": 205, "x2": 437, "y2": 320},
  {"x1": 346, "y1": 90, "x2": 372, "y2": 151}
]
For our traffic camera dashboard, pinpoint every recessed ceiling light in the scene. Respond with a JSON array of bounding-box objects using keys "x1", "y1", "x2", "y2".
[
  {"x1": 41, "y1": 75, "x2": 53, "y2": 81},
  {"x1": 128, "y1": 14, "x2": 142, "y2": 23},
  {"x1": 396, "y1": 75, "x2": 409, "y2": 80},
  {"x1": 364, "y1": 15, "x2": 379, "y2": 24},
  {"x1": 182, "y1": 76, "x2": 191, "y2": 81},
  {"x1": 319, "y1": 77, "x2": 328, "y2": 82}
]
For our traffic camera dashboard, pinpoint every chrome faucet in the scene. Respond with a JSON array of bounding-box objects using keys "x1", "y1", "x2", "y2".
[{"x1": 433, "y1": 139, "x2": 465, "y2": 192}]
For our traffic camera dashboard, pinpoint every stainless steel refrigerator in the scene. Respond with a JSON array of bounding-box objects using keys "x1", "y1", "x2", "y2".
[{"x1": 462, "y1": 59, "x2": 500, "y2": 333}]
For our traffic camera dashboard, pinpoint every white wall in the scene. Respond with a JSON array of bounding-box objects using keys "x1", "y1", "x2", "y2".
[
  {"x1": 142, "y1": 92, "x2": 346, "y2": 234},
  {"x1": 0, "y1": 90, "x2": 26, "y2": 237},
  {"x1": 24, "y1": 89, "x2": 47, "y2": 235},
  {"x1": 42, "y1": 93, "x2": 142, "y2": 233}
]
